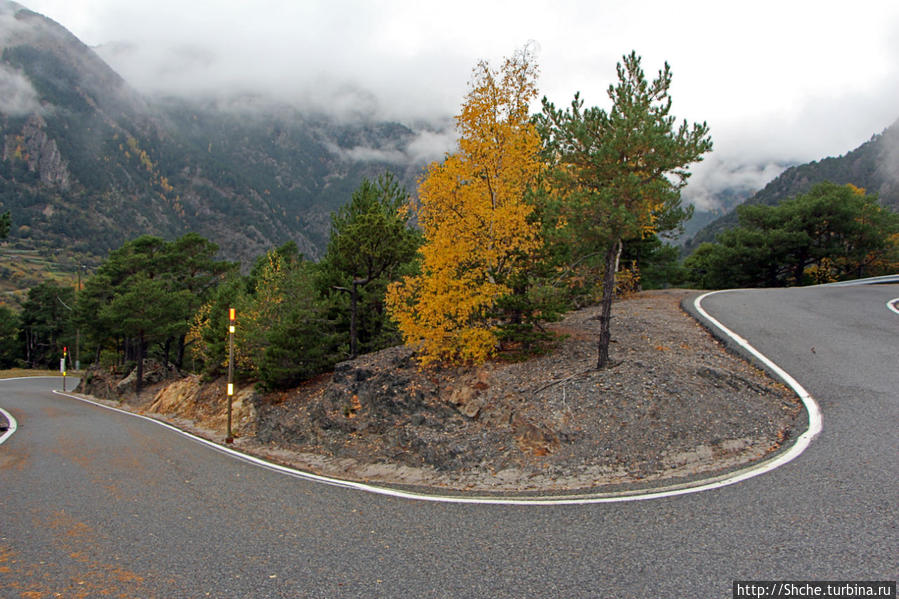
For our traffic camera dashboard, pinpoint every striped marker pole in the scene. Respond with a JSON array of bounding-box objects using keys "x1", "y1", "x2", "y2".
[
  {"x1": 226, "y1": 308, "x2": 235, "y2": 444},
  {"x1": 61, "y1": 346, "x2": 68, "y2": 392}
]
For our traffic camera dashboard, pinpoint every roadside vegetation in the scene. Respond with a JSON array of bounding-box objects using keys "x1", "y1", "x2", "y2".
[
  {"x1": 0, "y1": 369, "x2": 61, "y2": 379},
  {"x1": 1, "y1": 50, "x2": 896, "y2": 393},
  {"x1": 685, "y1": 182, "x2": 899, "y2": 287}
]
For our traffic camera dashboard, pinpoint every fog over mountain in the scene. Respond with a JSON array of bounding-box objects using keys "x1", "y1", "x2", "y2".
[
  {"x1": 0, "y1": 0, "x2": 446, "y2": 284},
  {"x1": 3, "y1": 0, "x2": 899, "y2": 271},
  {"x1": 0, "y1": 61, "x2": 40, "y2": 115},
  {"x1": 685, "y1": 118, "x2": 899, "y2": 250},
  {"x1": 21, "y1": 0, "x2": 898, "y2": 213}
]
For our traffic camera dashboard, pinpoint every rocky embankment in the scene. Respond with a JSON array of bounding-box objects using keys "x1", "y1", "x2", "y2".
[{"x1": 76, "y1": 290, "x2": 802, "y2": 492}]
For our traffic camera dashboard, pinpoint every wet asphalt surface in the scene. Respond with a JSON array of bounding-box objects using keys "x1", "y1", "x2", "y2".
[{"x1": 1, "y1": 283, "x2": 896, "y2": 598}]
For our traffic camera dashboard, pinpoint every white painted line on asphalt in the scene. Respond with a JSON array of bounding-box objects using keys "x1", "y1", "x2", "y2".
[
  {"x1": 691, "y1": 290, "x2": 823, "y2": 455},
  {"x1": 887, "y1": 298, "x2": 899, "y2": 316},
  {"x1": 0, "y1": 407, "x2": 17, "y2": 445},
  {"x1": 824, "y1": 274, "x2": 899, "y2": 287},
  {"x1": 1, "y1": 376, "x2": 66, "y2": 445},
  {"x1": 47, "y1": 289, "x2": 824, "y2": 507}
]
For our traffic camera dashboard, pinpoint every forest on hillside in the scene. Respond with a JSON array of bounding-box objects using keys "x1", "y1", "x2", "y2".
[{"x1": 2, "y1": 50, "x2": 897, "y2": 395}]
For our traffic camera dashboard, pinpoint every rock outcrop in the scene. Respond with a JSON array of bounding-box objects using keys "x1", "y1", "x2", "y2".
[{"x1": 148, "y1": 374, "x2": 257, "y2": 436}]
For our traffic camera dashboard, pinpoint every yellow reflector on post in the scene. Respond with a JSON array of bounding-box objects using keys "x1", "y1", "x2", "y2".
[{"x1": 227, "y1": 383, "x2": 234, "y2": 396}]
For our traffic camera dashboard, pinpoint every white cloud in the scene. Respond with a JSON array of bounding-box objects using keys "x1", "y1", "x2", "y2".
[
  {"x1": 327, "y1": 124, "x2": 457, "y2": 168},
  {"x1": 336, "y1": 144, "x2": 407, "y2": 165},
  {"x1": 15, "y1": 0, "x2": 899, "y2": 205},
  {"x1": 684, "y1": 157, "x2": 790, "y2": 212},
  {"x1": 404, "y1": 127, "x2": 457, "y2": 164},
  {"x1": 0, "y1": 63, "x2": 42, "y2": 115}
]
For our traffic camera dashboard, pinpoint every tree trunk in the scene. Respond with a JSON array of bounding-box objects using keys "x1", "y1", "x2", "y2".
[
  {"x1": 25, "y1": 329, "x2": 32, "y2": 368},
  {"x1": 135, "y1": 335, "x2": 144, "y2": 395},
  {"x1": 335, "y1": 280, "x2": 368, "y2": 360},
  {"x1": 176, "y1": 335, "x2": 186, "y2": 369},
  {"x1": 792, "y1": 248, "x2": 809, "y2": 285},
  {"x1": 349, "y1": 281, "x2": 359, "y2": 359},
  {"x1": 597, "y1": 238, "x2": 622, "y2": 369}
]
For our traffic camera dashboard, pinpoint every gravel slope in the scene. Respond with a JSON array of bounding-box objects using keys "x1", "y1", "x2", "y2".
[{"x1": 205, "y1": 289, "x2": 802, "y2": 492}]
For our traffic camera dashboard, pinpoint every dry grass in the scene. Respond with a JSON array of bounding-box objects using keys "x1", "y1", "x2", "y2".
[{"x1": 0, "y1": 369, "x2": 75, "y2": 379}]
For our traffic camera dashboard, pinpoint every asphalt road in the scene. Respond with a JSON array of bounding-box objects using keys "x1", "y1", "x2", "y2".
[{"x1": 1, "y1": 283, "x2": 896, "y2": 598}]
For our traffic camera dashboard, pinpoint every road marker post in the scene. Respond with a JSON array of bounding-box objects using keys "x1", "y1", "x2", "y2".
[
  {"x1": 61, "y1": 346, "x2": 68, "y2": 392},
  {"x1": 226, "y1": 308, "x2": 235, "y2": 444}
]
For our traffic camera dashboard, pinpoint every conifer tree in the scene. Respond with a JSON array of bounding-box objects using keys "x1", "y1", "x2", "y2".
[
  {"x1": 0, "y1": 211, "x2": 10, "y2": 239},
  {"x1": 320, "y1": 172, "x2": 420, "y2": 358},
  {"x1": 538, "y1": 52, "x2": 712, "y2": 368}
]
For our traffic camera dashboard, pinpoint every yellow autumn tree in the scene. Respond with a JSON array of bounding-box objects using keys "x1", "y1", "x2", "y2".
[{"x1": 386, "y1": 48, "x2": 543, "y2": 365}]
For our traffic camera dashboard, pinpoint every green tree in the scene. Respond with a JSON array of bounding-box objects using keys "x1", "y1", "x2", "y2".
[
  {"x1": 247, "y1": 241, "x2": 302, "y2": 295},
  {"x1": 20, "y1": 282, "x2": 75, "y2": 369},
  {"x1": 620, "y1": 235, "x2": 686, "y2": 290},
  {"x1": 537, "y1": 51, "x2": 712, "y2": 368},
  {"x1": 319, "y1": 172, "x2": 420, "y2": 358},
  {"x1": 685, "y1": 182, "x2": 899, "y2": 288},
  {"x1": 99, "y1": 274, "x2": 191, "y2": 393},
  {"x1": 159, "y1": 233, "x2": 236, "y2": 365},
  {"x1": 188, "y1": 272, "x2": 244, "y2": 377},
  {"x1": 258, "y1": 262, "x2": 341, "y2": 389},
  {"x1": 0, "y1": 211, "x2": 10, "y2": 239},
  {"x1": 0, "y1": 306, "x2": 22, "y2": 368},
  {"x1": 685, "y1": 208, "x2": 804, "y2": 288},
  {"x1": 76, "y1": 234, "x2": 234, "y2": 382},
  {"x1": 232, "y1": 249, "x2": 340, "y2": 389}
]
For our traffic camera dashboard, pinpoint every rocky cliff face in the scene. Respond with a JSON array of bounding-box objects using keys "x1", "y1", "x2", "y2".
[
  {"x1": 0, "y1": 0, "x2": 433, "y2": 274},
  {"x1": 2, "y1": 114, "x2": 70, "y2": 188}
]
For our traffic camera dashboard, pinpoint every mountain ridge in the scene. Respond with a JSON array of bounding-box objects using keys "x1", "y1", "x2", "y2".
[
  {"x1": 684, "y1": 120, "x2": 899, "y2": 251},
  {"x1": 0, "y1": 0, "x2": 438, "y2": 292}
]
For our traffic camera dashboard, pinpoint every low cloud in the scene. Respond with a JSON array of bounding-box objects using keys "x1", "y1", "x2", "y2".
[
  {"x1": 404, "y1": 127, "x2": 457, "y2": 164},
  {"x1": 329, "y1": 124, "x2": 457, "y2": 168},
  {"x1": 0, "y1": 63, "x2": 42, "y2": 115},
  {"x1": 13, "y1": 0, "x2": 899, "y2": 212},
  {"x1": 1, "y1": 2, "x2": 32, "y2": 48},
  {"x1": 337, "y1": 144, "x2": 407, "y2": 165},
  {"x1": 683, "y1": 156, "x2": 789, "y2": 212}
]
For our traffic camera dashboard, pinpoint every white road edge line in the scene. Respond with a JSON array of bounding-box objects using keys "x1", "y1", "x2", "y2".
[
  {"x1": 35, "y1": 289, "x2": 823, "y2": 506},
  {"x1": 2, "y1": 376, "x2": 55, "y2": 445},
  {"x1": 887, "y1": 298, "x2": 899, "y2": 316},
  {"x1": 0, "y1": 407, "x2": 17, "y2": 445}
]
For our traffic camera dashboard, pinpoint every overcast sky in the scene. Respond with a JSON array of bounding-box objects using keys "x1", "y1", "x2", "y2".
[{"x1": 17, "y1": 0, "x2": 899, "y2": 208}]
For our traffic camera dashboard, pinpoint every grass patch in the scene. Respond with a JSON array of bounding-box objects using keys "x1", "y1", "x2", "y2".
[{"x1": 0, "y1": 369, "x2": 73, "y2": 379}]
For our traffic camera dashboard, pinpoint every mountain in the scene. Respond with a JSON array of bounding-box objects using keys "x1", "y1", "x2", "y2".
[
  {"x1": 684, "y1": 120, "x2": 899, "y2": 252},
  {"x1": 680, "y1": 184, "x2": 766, "y2": 242},
  {"x1": 0, "y1": 1, "x2": 437, "y2": 293}
]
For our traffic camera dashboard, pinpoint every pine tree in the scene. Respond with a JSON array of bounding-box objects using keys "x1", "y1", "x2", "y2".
[
  {"x1": 320, "y1": 172, "x2": 420, "y2": 358},
  {"x1": 538, "y1": 52, "x2": 712, "y2": 368},
  {"x1": 0, "y1": 211, "x2": 10, "y2": 239}
]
